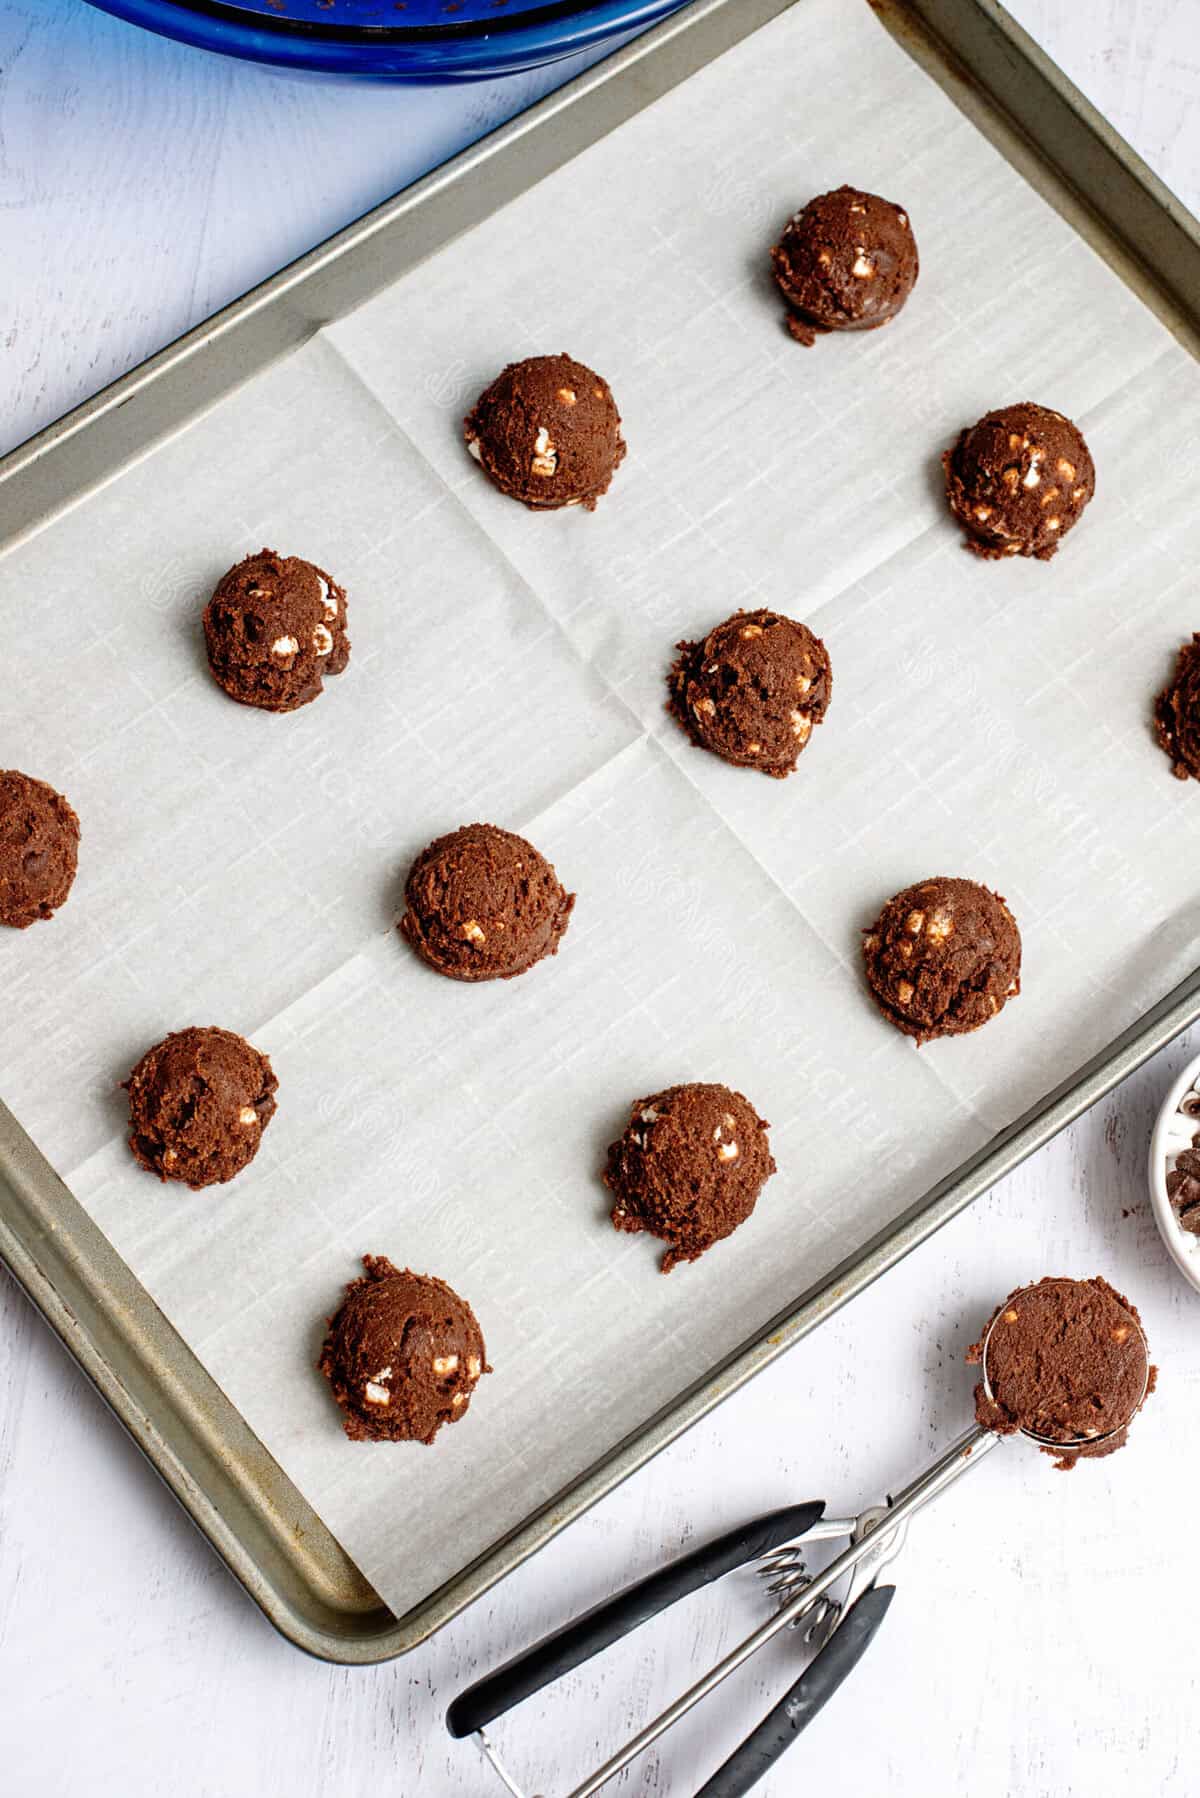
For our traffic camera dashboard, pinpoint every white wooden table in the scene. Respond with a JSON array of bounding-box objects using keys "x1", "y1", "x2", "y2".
[{"x1": 2, "y1": 4, "x2": 1199, "y2": 1793}]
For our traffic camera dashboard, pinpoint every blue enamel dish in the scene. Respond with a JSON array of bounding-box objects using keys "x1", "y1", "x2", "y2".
[{"x1": 83, "y1": 0, "x2": 690, "y2": 79}]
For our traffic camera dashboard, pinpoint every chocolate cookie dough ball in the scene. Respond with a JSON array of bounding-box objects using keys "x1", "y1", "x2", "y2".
[
  {"x1": 463, "y1": 354, "x2": 625, "y2": 511},
  {"x1": 604, "y1": 1083, "x2": 775, "y2": 1273},
  {"x1": 399, "y1": 822, "x2": 574, "y2": 983},
  {"x1": 668, "y1": 608, "x2": 831, "y2": 778},
  {"x1": 771, "y1": 185, "x2": 918, "y2": 346},
  {"x1": 319, "y1": 1255, "x2": 489, "y2": 1444},
  {"x1": 125, "y1": 1025, "x2": 277, "y2": 1189},
  {"x1": 0, "y1": 771, "x2": 80, "y2": 929},
  {"x1": 1155, "y1": 634, "x2": 1200, "y2": 781},
  {"x1": 968, "y1": 1276, "x2": 1153, "y2": 1470},
  {"x1": 943, "y1": 402, "x2": 1094, "y2": 561},
  {"x1": 863, "y1": 876, "x2": 1020, "y2": 1044},
  {"x1": 203, "y1": 549, "x2": 349, "y2": 713}
]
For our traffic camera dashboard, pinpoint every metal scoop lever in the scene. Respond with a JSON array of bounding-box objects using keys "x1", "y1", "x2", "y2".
[
  {"x1": 446, "y1": 1502, "x2": 828, "y2": 1743},
  {"x1": 693, "y1": 1498, "x2": 915, "y2": 1796},
  {"x1": 563, "y1": 1423, "x2": 1000, "y2": 1798},
  {"x1": 694, "y1": 1584, "x2": 896, "y2": 1798}
]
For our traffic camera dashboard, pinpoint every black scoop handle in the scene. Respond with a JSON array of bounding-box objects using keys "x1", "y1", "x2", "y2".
[
  {"x1": 445, "y1": 1501, "x2": 826, "y2": 1739},
  {"x1": 695, "y1": 1584, "x2": 897, "y2": 1797}
]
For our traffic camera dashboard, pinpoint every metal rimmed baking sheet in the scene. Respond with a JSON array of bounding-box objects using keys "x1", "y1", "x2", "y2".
[{"x1": 3, "y1": 0, "x2": 1200, "y2": 1662}]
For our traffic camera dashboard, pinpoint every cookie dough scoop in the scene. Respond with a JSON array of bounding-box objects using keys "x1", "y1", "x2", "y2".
[
  {"x1": 319, "y1": 1255, "x2": 489, "y2": 1444},
  {"x1": 1155, "y1": 633, "x2": 1200, "y2": 781},
  {"x1": 668, "y1": 609, "x2": 831, "y2": 777},
  {"x1": 604, "y1": 1082, "x2": 776, "y2": 1271},
  {"x1": 943, "y1": 402, "x2": 1095, "y2": 560},
  {"x1": 771, "y1": 185, "x2": 918, "y2": 346},
  {"x1": 862, "y1": 876, "x2": 1021, "y2": 1044},
  {"x1": 463, "y1": 354, "x2": 625, "y2": 511},
  {"x1": 0, "y1": 770, "x2": 80, "y2": 928},
  {"x1": 124, "y1": 1025, "x2": 277, "y2": 1189},
  {"x1": 399, "y1": 822, "x2": 574, "y2": 983},
  {"x1": 203, "y1": 549, "x2": 349, "y2": 713}
]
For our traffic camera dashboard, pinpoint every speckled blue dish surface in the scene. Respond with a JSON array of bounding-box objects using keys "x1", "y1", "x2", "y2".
[{"x1": 84, "y1": 0, "x2": 689, "y2": 78}]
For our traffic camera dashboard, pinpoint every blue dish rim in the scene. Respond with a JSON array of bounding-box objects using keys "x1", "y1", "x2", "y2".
[
  {"x1": 85, "y1": 0, "x2": 687, "y2": 75},
  {"x1": 159, "y1": 0, "x2": 649, "y2": 39}
]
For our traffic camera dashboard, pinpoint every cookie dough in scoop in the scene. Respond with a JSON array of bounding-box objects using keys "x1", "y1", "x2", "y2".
[{"x1": 969, "y1": 1276, "x2": 1153, "y2": 1469}]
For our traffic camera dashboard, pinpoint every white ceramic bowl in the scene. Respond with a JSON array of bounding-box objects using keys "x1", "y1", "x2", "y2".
[{"x1": 1149, "y1": 1049, "x2": 1200, "y2": 1294}]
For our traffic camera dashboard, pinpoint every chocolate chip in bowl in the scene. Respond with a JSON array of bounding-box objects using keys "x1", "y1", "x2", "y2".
[{"x1": 1149, "y1": 1049, "x2": 1200, "y2": 1293}]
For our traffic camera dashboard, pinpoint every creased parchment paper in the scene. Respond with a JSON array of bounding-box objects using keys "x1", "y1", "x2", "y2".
[{"x1": 3, "y1": 0, "x2": 1200, "y2": 1617}]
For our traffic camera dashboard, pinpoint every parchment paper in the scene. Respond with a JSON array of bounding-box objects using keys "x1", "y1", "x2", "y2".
[{"x1": 4, "y1": 0, "x2": 1200, "y2": 1618}]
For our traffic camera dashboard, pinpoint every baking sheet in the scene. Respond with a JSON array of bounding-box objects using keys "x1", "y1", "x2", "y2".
[{"x1": 3, "y1": 0, "x2": 1200, "y2": 1620}]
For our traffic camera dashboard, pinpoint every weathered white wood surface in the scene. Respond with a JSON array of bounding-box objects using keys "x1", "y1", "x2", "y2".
[{"x1": 2, "y1": 3, "x2": 1199, "y2": 1792}]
